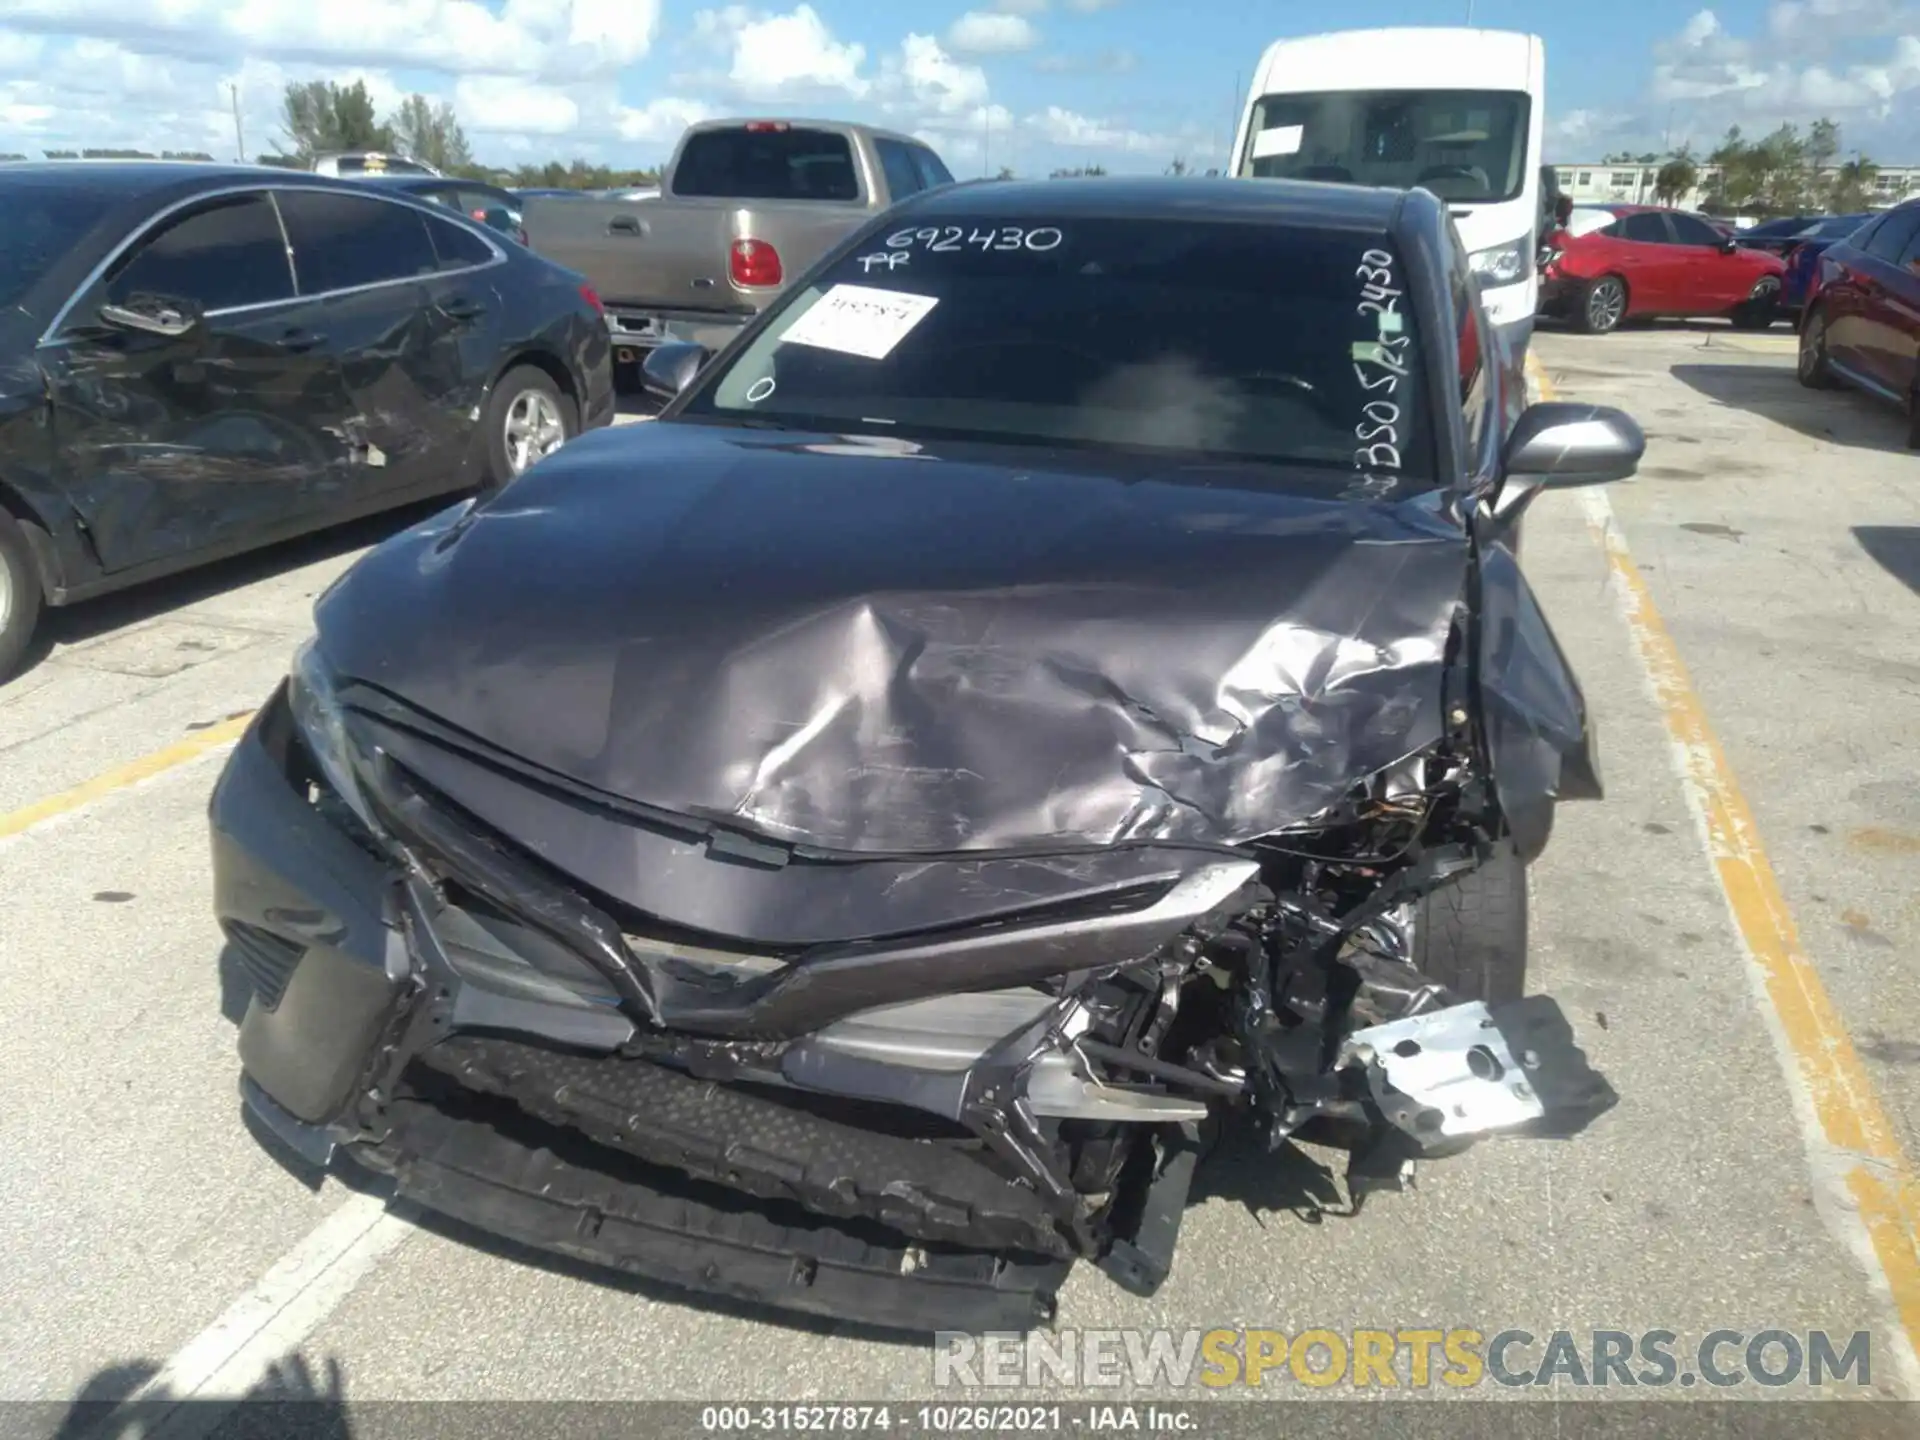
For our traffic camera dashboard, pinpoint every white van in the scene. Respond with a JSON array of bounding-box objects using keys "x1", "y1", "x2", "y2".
[{"x1": 1232, "y1": 27, "x2": 1547, "y2": 355}]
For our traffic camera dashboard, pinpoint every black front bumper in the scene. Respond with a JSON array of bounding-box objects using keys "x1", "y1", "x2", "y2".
[{"x1": 210, "y1": 696, "x2": 1074, "y2": 1330}]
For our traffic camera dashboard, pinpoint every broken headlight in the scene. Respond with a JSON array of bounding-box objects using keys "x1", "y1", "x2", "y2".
[{"x1": 287, "y1": 637, "x2": 375, "y2": 829}]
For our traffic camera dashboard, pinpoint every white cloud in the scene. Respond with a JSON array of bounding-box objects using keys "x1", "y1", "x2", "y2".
[
  {"x1": 1617, "y1": 3, "x2": 1920, "y2": 150},
  {"x1": 0, "y1": 0, "x2": 659, "y2": 80},
  {"x1": 454, "y1": 75, "x2": 580, "y2": 135},
  {"x1": 1065, "y1": 0, "x2": 1120, "y2": 10},
  {"x1": 1031, "y1": 103, "x2": 1171, "y2": 154},
  {"x1": 882, "y1": 33, "x2": 989, "y2": 115},
  {"x1": 617, "y1": 95, "x2": 719, "y2": 143},
  {"x1": 691, "y1": 4, "x2": 869, "y2": 98},
  {"x1": 946, "y1": 11, "x2": 1038, "y2": 55}
]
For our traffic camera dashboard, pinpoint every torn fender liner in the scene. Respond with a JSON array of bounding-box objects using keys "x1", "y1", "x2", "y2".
[
  {"x1": 417, "y1": 1034, "x2": 1073, "y2": 1257},
  {"x1": 374, "y1": 1099, "x2": 1071, "y2": 1333},
  {"x1": 313, "y1": 425, "x2": 1592, "y2": 854}
]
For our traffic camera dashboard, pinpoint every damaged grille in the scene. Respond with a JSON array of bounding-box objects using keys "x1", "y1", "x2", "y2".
[{"x1": 414, "y1": 1033, "x2": 1074, "y2": 1258}]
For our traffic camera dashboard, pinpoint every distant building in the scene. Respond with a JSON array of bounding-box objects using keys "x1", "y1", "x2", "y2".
[{"x1": 1550, "y1": 161, "x2": 1919, "y2": 214}]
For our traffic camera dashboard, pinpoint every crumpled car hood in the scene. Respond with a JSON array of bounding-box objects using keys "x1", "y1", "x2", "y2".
[{"x1": 319, "y1": 424, "x2": 1486, "y2": 855}]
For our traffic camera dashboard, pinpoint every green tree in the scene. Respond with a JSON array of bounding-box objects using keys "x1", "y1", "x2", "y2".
[
  {"x1": 1166, "y1": 156, "x2": 1189, "y2": 175},
  {"x1": 390, "y1": 93, "x2": 473, "y2": 173},
  {"x1": 994, "y1": 165, "x2": 1015, "y2": 180},
  {"x1": 279, "y1": 79, "x2": 393, "y2": 160},
  {"x1": 1828, "y1": 154, "x2": 1880, "y2": 213},
  {"x1": 1654, "y1": 150, "x2": 1698, "y2": 206}
]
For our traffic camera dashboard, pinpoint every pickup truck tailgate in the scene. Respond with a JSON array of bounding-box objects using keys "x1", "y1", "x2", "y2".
[{"x1": 523, "y1": 198, "x2": 739, "y2": 312}]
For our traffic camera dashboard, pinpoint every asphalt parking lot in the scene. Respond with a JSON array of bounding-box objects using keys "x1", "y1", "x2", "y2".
[{"x1": 3, "y1": 339, "x2": 1918, "y2": 1424}]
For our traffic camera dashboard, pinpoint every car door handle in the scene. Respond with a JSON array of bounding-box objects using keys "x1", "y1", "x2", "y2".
[
  {"x1": 607, "y1": 215, "x2": 643, "y2": 236},
  {"x1": 276, "y1": 328, "x2": 327, "y2": 353},
  {"x1": 439, "y1": 297, "x2": 488, "y2": 321}
]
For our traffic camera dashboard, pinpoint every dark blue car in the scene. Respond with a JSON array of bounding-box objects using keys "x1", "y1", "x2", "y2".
[{"x1": 1781, "y1": 214, "x2": 1873, "y2": 311}]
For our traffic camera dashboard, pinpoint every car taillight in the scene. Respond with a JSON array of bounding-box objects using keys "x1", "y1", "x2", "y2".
[
  {"x1": 471, "y1": 208, "x2": 488, "y2": 221},
  {"x1": 744, "y1": 120, "x2": 790, "y2": 133},
  {"x1": 579, "y1": 284, "x2": 605, "y2": 315},
  {"x1": 731, "y1": 238, "x2": 783, "y2": 288}
]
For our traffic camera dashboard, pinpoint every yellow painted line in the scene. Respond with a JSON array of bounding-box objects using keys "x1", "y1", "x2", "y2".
[
  {"x1": 0, "y1": 711, "x2": 255, "y2": 840},
  {"x1": 1531, "y1": 351, "x2": 1920, "y2": 1382}
]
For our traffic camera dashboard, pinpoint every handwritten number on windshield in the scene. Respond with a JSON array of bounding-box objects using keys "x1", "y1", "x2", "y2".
[
  {"x1": 1353, "y1": 248, "x2": 1404, "y2": 473},
  {"x1": 884, "y1": 225, "x2": 1063, "y2": 253}
]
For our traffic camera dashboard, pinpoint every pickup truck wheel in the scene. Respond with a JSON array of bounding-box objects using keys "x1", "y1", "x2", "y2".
[
  {"x1": 483, "y1": 367, "x2": 577, "y2": 494},
  {"x1": 1909, "y1": 383, "x2": 1920, "y2": 451},
  {"x1": 1410, "y1": 842, "x2": 1529, "y2": 1004},
  {"x1": 0, "y1": 510, "x2": 45, "y2": 684}
]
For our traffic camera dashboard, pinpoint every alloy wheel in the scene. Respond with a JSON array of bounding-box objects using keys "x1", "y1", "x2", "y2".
[
  {"x1": 0, "y1": 560, "x2": 11, "y2": 637},
  {"x1": 1799, "y1": 313, "x2": 1826, "y2": 382},
  {"x1": 1587, "y1": 280, "x2": 1626, "y2": 332},
  {"x1": 503, "y1": 390, "x2": 567, "y2": 476}
]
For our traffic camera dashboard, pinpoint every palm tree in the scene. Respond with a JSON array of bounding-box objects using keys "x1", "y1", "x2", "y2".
[
  {"x1": 1828, "y1": 155, "x2": 1879, "y2": 213},
  {"x1": 1654, "y1": 153, "x2": 1698, "y2": 207}
]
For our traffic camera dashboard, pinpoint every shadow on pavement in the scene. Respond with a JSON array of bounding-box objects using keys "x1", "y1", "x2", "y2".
[
  {"x1": 42, "y1": 1352, "x2": 352, "y2": 1440},
  {"x1": 1854, "y1": 526, "x2": 1920, "y2": 598},
  {"x1": 1669, "y1": 363, "x2": 1910, "y2": 454},
  {"x1": 26, "y1": 498, "x2": 452, "y2": 668}
]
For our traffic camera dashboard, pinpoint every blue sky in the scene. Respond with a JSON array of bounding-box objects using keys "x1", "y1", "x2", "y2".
[{"x1": 1, "y1": 0, "x2": 1916, "y2": 173}]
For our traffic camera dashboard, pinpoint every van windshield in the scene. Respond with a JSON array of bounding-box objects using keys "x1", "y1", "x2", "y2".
[{"x1": 1240, "y1": 89, "x2": 1530, "y2": 205}]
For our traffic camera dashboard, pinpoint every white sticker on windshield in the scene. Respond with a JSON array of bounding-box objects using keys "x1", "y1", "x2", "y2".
[
  {"x1": 779, "y1": 284, "x2": 939, "y2": 360},
  {"x1": 1251, "y1": 124, "x2": 1304, "y2": 159}
]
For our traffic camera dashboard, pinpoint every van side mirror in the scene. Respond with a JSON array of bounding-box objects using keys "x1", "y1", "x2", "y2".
[
  {"x1": 1502, "y1": 401, "x2": 1644, "y2": 488},
  {"x1": 641, "y1": 341, "x2": 710, "y2": 401}
]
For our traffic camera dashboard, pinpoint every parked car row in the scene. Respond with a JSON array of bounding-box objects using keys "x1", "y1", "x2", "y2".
[{"x1": 0, "y1": 160, "x2": 616, "y2": 678}]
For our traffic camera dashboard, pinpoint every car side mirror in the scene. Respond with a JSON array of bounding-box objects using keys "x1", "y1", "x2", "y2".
[
  {"x1": 1503, "y1": 402, "x2": 1644, "y2": 488},
  {"x1": 1720, "y1": 236, "x2": 1739, "y2": 254},
  {"x1": 641, "y1": 341, "x2": 710, "y2": 401},
  {"x1": 99, "y1": 294, "x2": 201, "y2": 339}
]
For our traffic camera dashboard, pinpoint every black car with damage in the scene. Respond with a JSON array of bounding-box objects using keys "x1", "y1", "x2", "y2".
[
  {"x1": 211, "y1": 177, "x2": 1640, "y2": 1331},
  {"x1": 0, "y1": 161, "x2": 615, "y2": 680}
]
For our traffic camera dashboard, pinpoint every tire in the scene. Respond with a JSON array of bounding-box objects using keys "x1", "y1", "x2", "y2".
[
  {"x1": 1798, "y1": 305, "x2": 1838, "y2": 390},
  {"x1": 0, "y1": 510, "x2": 45, "y2": 684},
  {"x1": 1410, "y1": 842, "x2": 1529, "y2": 1004},
  {"x1": 481, "y1": 366, "x2": 577, "y2": 494},
  {"x1": 1576, "y1": 276, "x2": 1627, "y2": 335},
  {"x1": 1732, "y1": 277, "x2": 1781, "y2": 331},
  {"x1": 1908, "y1": 384, "x2": 1920, "y2": 451}
]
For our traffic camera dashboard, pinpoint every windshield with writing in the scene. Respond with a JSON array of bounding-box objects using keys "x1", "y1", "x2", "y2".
[
  {"x1": 1239, "y1": 90, "x2": 1529, "y2": 206},
  {"x1": 679, "y1": 217, "x2": 1435, "y2": 491}
]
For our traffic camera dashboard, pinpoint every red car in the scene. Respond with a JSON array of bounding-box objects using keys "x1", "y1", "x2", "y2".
[
  {"x1": 1540, "y1": 204, "x2": 1786, "y2": 334},
  {"x1": 1798, "y1": 200, "x2": 1920, "y2": 448}
]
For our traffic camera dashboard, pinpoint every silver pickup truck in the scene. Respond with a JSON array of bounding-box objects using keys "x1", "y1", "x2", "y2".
[{"x1": 522, "y1": 119, "x2": 957, "y2": 365}]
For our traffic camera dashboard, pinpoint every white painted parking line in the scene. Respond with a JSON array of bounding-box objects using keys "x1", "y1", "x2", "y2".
[{"x1": 77, "y1": 1194, "x2": 413, "y2": 1439}]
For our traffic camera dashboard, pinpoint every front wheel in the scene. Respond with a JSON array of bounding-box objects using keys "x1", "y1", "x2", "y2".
[
  {"x1": 1732, "y1": 277, "x2": 1782, "y2": 331},
  {"x1": 1798, "y1": 306, "x2": 1838, "y2": 389},
  {"x1": 1410, "y1": 842, "x2": 1529, "y2": 1004},
  {"x1": 481, "y1": 366, "x2": 577, "y2": 494},
  {"x1": 1576, "y1": 277, "x2": 1627, "y2": 335},
  {"x1": 0, "y1": 510, "x2": 45, "y2": 684}
]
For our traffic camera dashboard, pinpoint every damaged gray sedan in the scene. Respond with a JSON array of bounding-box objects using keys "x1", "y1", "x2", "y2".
[{"x1": 211, "y1": 177, "x2": 1641, "y2": 1331}]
